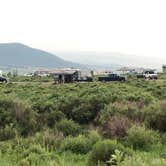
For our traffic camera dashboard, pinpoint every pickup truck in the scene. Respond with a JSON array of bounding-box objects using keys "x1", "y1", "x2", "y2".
[
  {"x1": 144, "y1": 71, "x2": 158, "y2": 79},
  {"x1": 137, "y1": 71, "x2": 158, "y2": 80},
  {"x1": 98, "y1": 74, "x2": 125, "y2": 82},
  {"x1": 0, "y1": 77, "x2": 7, "y2": 83}
]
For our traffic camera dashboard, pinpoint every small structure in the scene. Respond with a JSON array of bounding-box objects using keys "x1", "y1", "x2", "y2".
[
  {"x1": 162, "y1": 65, "x2": 166, "y2": 73},
  {"x1": 94, "y1": 70, "x2": 113, "y2": 76},
  {"x1": 34, "y1": 68, "x2": 95, "y2": 83},
  {"x1": 34, "y1": 69, "x2": 51, "y2": 77},
  {"x1": 117, "y1": 67, "x2": 136, "y2": 75},
  {"x1": 52, "y1": 69, "x2": 80, "y2": 83}
]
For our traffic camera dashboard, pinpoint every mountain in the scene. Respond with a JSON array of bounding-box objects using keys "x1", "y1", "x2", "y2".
[{"x1": 0, "y1": 43, "x2": 82, "y2": 69}]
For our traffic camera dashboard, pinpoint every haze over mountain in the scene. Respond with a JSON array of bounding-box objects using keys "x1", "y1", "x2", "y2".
[
  {"x1": 56, "y1": 51, "x2": 164, "y2": 70},
  {"x1": 0, "y1": 43, "x2": 82, "y2": 69}
]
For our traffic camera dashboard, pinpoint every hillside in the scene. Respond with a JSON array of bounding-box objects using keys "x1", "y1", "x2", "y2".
[{"x1": 0, "y1": 43, "x2": 82, "y2": 68}]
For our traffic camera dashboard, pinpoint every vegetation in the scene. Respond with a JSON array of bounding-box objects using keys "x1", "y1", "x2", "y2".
[{"x1": 0, "y1": 76, "x2": 166, "y2": 165}]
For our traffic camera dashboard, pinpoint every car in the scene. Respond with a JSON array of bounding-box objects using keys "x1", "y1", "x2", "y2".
[
  {"x1": 98, "y1": 74, "x2": 125, "y2": 82},
  {"x1": 0, "y1": 77, "x2": 7, "y2": 83}
]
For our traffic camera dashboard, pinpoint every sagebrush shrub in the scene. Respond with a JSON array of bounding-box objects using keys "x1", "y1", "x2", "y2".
[
  {"x1": 145, "y1": 100, "x2": 166, "y2": 132},
  {"x1": 35, "y1": 129, "x2": 64, "y2": 150},
  {"x1": 60, "y1": 135, "x2": 93, "y2": 154},
  {"x1": 124, "y1": 125, "x2": 159, "y2": 150},
  {"x1": 71, "y1": 94, "x2": 107, "y2": 124},
  {"x1": 0, "y1": 125, "x2": 17, "y2": 141},
  {"x1": 87, "y1": 140, "x2": 131, "y2": 166},
  {"x1": 0, "y1": 97, "x2": 36, "y2": 136},
  {"x1": 20, "y1": 144, "x2": 58, "y2": 165},
  {"x1": 102, "y1": 116, "x2": 131, "y2": 138},
  {"x1": 87, "y1": 130, "x2": 101, "y2": 145},
  {"x1": 98, "y1": 101, "x2": 145, "y2": 125},
  {"x1": 56, "y1": 119, "x2": 81, "y2": 136}
]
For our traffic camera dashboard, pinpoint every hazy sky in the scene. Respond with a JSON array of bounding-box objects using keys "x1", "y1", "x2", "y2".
[{"x1": 0, "y1": 0, "x2": 166, "y2": 60}]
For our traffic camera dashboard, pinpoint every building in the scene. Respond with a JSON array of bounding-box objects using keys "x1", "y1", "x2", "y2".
[
  {"x1": 34, "y1": 68, "x2": 94, "y2": 83},
  {"x1": 117, "y1": 67, "x2": 156, "y2": 75},
  {"x1": 52, "y1": 69, "x2": 80, "y2": 83},
  {"x1": 34, "y1": 69, "x2": 51, "y2": 76},
  {"x1": 117, "y1": 67, "x2": 135, "y2": 75},
  {"x1": 93, "y1": 70, "x2": 113, "y2": 76},
  {"x1": 162, "y1": 65, "x2": 166, "y2": 73}
]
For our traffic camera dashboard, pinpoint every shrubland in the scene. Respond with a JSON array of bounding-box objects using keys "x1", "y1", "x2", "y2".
[{"x1": 0, "y1": 76, "x2": 165, "y2": 165}]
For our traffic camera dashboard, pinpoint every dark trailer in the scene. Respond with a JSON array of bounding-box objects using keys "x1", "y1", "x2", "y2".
[
  {"x1": 98, "y1": 73, "x2": 125, "y2": 82},
  {"x1": 53, "y1": 69, "x2": 79, "y2": 83}
]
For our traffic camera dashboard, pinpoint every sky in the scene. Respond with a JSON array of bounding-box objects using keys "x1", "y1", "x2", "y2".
[{"x1": 0, "y1": 0, "x2": 166, "y2": 67}]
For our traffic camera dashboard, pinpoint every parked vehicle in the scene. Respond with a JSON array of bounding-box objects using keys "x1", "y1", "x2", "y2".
[
  {"x1": 143, "y1": 71, "x2": 158, "y2": 79},
  {"x1": 0, "y1": 77, "x2": 7, "y2": 83},
  {"x1": 98, "y1": 74, "x2": 125, "y2": 82},
  {"x1": 137, "y1": 71, "x2": 158, "y2": 80}
]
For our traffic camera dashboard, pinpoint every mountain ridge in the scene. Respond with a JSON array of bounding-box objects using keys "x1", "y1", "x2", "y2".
[{"x1": 0, "y1": 43, "x2": 82, "y2": 69}]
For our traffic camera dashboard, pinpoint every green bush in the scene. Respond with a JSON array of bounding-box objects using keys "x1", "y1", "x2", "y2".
[
  {"x1": 60, "y1": 135, "x2": 93, "y2": 154},
  {"x1": 0, "y1": 125, "x2": 17, "y2": 141},
  {"x1": 145, "y1": 100, "x2": 166, "y2": 132},
  {"x1": 71, "y1": 94, "x2": 107, "y2": 124},
  {"x1": 0, "y1": 142, "x2": 13, "y2": 154},
  {"x1": 56, "y1": 95, "x2": 80, "y2": 120},
  {"x1": 87, "y1": 140, "x2": 131, "y2": 166},
  {"x1": 33, "y1": 100, "x2": 64, "y2": 127},
  {"x1": 47, "y1": 111, "x2": 65, "y2": 127},
  {"x1": 34, "y1": 129, "x2": 64, "y2": 150},
  {"x1": 98, "y1": 101, "x2": 145, "y2": 124},
  {"x1": 124, "y1": 125, "x2": 159, "y2": 150},
  {"x1": 87, "y1": 130, "x2": 102, "y2": 145},
  {"x1": 0, "y1": 97, "x2": 37, "y2": 136},
  {"x1": 37, "y1": 109, "x2": 65, "y2": 128},
  {"x1": 56, "y1": 119, "x2": 81, "y2": 136},
  {"x1": 20, "y1": 144, "x2": 58, "y2": 165},
  {"x1": 121, "y1": 152, "x2": 166, "y2": 166},
  {"x1": 160, "y1": 134, "x2": 166, "y2": 144},
  {"x1": 22, "y1": 144, "x2": 45, "y2": 158},
  {"x1": 125, "y1": 92, "x2": 155, "y2": 105}
]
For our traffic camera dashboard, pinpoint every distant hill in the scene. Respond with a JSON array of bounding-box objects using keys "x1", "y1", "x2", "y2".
[{"x1": 0, "y1": 43, "x2": 82, "y2": 69}]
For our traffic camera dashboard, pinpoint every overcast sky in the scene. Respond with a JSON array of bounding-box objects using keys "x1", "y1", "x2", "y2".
[{"x1": 0, "y1": 0, "x2": 166, "y2": 65}]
